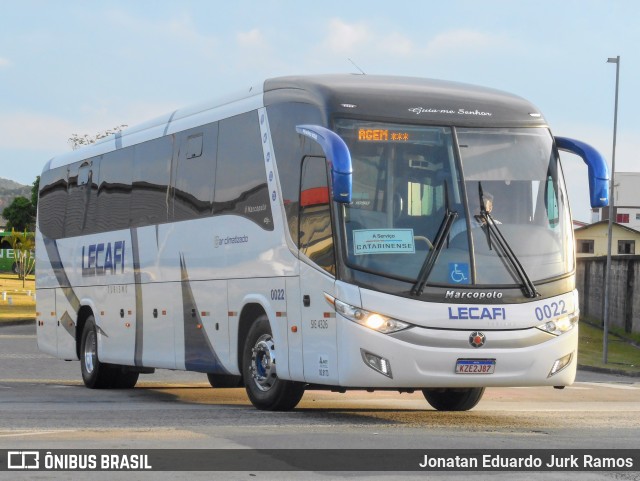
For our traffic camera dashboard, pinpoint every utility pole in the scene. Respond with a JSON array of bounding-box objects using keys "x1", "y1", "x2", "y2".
[{"x1": 603, "y1": 56, "x2": 620, "y2": 364}]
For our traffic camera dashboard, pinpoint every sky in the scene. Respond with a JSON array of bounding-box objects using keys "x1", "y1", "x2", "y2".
[{"x1": 1, "y1": 0, "x2": 639, "y2": 222}]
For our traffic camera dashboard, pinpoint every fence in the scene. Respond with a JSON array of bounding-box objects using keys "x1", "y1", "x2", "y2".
[{"x1": 576, "y1": 256, "x2": 640, "y2": 335}]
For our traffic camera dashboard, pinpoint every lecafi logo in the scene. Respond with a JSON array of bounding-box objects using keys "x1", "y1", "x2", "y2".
[{"x1": 81, "y1": 241, "x2": 125, "y2": 276}]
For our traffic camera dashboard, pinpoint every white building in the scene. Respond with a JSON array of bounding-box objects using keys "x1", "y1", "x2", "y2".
[{"x1": 598, "y1": 172, "x2": 640, "y2": 230}]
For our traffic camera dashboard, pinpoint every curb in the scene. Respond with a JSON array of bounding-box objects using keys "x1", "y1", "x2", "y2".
[
  {"x1": 578, "y1": 364, "x2": 640, "y2": 378},
  {"x1": 0, "y1": 319, "x2": 35, "y2": 327}
]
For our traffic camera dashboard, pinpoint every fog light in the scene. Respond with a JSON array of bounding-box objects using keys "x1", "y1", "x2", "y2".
[
  {"x1": 548, "y1": 351, "x2": 574, "y2": 377},
  {"x1": 361, "y1": 349, "x2": 393, "y2": 378}
]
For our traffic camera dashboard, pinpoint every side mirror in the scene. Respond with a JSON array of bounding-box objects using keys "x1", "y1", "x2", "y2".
[
  {"x1": 296, "y1": 124, "x2": 352, "y2": 203},
  {"x1": 555, "y1": 137, "x2": 609, "y2": 208}
]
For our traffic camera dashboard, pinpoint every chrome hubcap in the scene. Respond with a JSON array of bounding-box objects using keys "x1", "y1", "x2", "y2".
[
  {"x1": 84, "y1": 330, "x2": 97, "y2": 374},
  {"x1": 250, "y1": 334, "x2": 277, "y2": 392}
]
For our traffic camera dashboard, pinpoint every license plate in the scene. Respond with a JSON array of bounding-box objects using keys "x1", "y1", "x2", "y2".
[{"x1": 455, "y1": 359, "x2": 496, "y2": 374}]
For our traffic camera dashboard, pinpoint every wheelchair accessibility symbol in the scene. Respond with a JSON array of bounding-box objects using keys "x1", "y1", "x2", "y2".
[{"x1": 449, "y1": 263, "x2": 470, "y2": 284}]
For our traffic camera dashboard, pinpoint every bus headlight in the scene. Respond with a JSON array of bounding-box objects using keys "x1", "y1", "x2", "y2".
[
  {"x1": 326, "y1": 295, "x2": 411, "y2": 334},
  {"x1": 536, "y1": 311, "x2": 579, "y2": 336}
]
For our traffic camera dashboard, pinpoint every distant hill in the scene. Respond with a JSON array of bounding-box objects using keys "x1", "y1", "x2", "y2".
[
  {"x1": 0, "y1": 178, "x2": 32, "y2": 223},
  {"x1": 0, "y1": 178, "x2": 29, "y2": 191}
]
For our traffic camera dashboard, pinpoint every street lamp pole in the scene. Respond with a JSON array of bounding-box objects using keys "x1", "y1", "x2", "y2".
[{"x1": 603, "y1": 55, "x2": 620, "y2": 364}]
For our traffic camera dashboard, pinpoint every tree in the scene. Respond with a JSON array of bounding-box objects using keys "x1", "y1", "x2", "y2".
[
  {"x1": 31, "y1": 176, "x2": 40, "y2": 213},
  {"x1": 68, "y1": 125, "x2": 128, "y2": 150},
  {"x1": 7, "y1": 229, "x2": 35, "y2": 286},
  {"x1": 2, "y1": 196, "x2": 34, "y2": 231}
]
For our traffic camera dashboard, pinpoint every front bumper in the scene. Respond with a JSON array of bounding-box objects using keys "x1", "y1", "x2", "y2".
[{"x1": 336, "y1": 317, "x2": 577, "y2": 388}]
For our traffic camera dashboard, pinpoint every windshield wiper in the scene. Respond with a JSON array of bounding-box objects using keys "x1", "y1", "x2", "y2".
[
  {"x1": 477, "y1": 183, "x2": 539, "y2": 299},
  {"x1": 411, "y1": 182, "x2": 458, "y2": 296}
]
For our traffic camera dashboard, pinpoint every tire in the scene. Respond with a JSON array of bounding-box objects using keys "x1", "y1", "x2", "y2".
[
  {"x1": 80, "y1": 316, "x2": 115, "y2": 389},
  {"x1": 422, "y1": 387, "x2": 485, "y2": 411},
  {"x1": 111, "y1": 366, "x2": 139, "y2": 389},
  {"x1": 242, "y1": 315, "x2": 305, "y2": 411},
  {"x1": 207, "y1": 373, "x2": 243, "y2": 388}
]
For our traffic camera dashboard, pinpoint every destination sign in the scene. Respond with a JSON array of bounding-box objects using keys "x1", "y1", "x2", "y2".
[{"x1": 358, "y1": 128, "x2": 410, "y2": 142}]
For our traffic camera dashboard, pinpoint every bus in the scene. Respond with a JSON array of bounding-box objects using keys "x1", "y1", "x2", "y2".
[{"x1": 35, "y1": 75, "x2": 609, "y2": 411}]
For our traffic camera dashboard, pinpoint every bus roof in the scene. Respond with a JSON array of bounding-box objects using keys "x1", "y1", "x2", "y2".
[
  {"x1": 264, "y1": 75, "x2": 546, "y2": 128},
  {"x1": 44, "y1": 75, "x2": 546, "y2": 172}
]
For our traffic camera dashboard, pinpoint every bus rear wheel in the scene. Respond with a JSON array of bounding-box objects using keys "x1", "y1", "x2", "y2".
[
  {"x1": 80, "y1": 316, "x2": 115, "y2": 389},
  {"x1": 80, "y1": 316, "x2": 139, "y2": 389},
  {"x1": 422, "y1": 387, "x2": 485, "y2": 411},
  {"x1": 242, "y1": 315, "x2": 305, "y2": 411},
  {"x1": 111, "y1": 366, "x2": 139, "y2": 389}
]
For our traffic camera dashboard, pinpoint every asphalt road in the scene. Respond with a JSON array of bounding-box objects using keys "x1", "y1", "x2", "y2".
[{"x1": 1, "y1": 323, "x2": 639, "y2": 481}]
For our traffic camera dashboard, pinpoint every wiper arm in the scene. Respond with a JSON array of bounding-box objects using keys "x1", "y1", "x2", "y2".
[
  {"x1": 478, "y1": 183, "x2": 539, "y2": 299},
  {"x1": 411, "y1": 182, "x2": 458, "y2": 296}
]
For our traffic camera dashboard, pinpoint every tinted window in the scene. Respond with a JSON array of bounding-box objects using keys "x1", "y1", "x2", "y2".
[
  {"x1": 131, "y1": 136, "x2": 173, "y2": 227},
  {"x1": 266, "y1": 103, "x2": 324, "y2": 242},
  {"x1": 172, "y1": 124, "x2": 217, "y2": 222},
  {"x1": 65, "y1": 158, "x2": 100, "y2": 237},
  {"x1": 38, "y1": 167, "x2": 68, "y2": 239},
  {"x1": 96, "y1": 148, "x2": 133, "y2": 232},
  {"x1": 299, "y1": 156, "x2": 335, "y2": 274},
  {"x1": 215, "y1": 111, "x2": 272, "y2": 229}
]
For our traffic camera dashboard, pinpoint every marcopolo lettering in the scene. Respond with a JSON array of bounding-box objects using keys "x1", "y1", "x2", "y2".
[
  {"x1": 445, "y1": 290, "x2": 503, "y2": 300},
  {"x1": 448, "y1": 306, "x2": 506, "y2": 320},
  {"x1": 245, "y1": 204, "x2": 267, "y2": 214},
  {"x1": 82, "y1": 241, "x2": 125, "y2": 276}
]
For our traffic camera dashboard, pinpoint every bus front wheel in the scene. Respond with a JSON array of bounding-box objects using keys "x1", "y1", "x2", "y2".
[
  {"x1": 422, "y1": 387, "x2": 485, "y2": 411},
  {"x1": 242, "y1": 315, "x2": 305, "y2": 411}
]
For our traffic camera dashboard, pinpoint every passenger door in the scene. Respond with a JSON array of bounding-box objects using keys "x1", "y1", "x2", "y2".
[{"x1": 298, "y1": 156, "x2": 339, "y2": 384}]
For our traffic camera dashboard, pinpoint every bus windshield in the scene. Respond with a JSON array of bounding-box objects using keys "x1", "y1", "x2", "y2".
[{"x1": 335, "y1": 119, "x2": 573, "y2": 288}]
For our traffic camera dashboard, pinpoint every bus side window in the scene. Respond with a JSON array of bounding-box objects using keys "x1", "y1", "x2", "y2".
[
  {"x1": 172, "y1": 125, "x2": 217, "y2": 221},
  {"x1": 131, "y1": 136, "x2": 173, "y2": 227},
  {"x1": 545, "y1": 175, "x2": 559, "y2": 227},
  {"x1": 38, "y1": 167, "x2": 68, "y2": 239},
  {"x1": 266, "y1": 102, "x2": 324, "y2": 243},
  {"x1": 96, "y1": 148, "x2": 133, "y2": 233},
  {"x1": 299, "y1": 156, "x2": 335, "y2": 275},
  {"x1": 65, "y1": 159, "x2": 99, "y2": 237},
  {"x1": 215, "y1": 112, "x2": 273, "y2": 229}
]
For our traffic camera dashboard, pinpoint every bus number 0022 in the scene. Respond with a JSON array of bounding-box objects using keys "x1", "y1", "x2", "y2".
[
  {"x1": 535, "y1": 301, "x2": 567, "y2": 321},
  {"x1": 270, "y1": 289, "x2": 285, "y2": 301}
]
